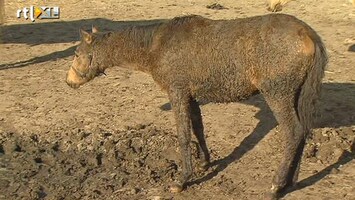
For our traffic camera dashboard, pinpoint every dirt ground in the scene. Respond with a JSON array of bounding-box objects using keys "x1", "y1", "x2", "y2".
[{"x1": 0, "y1": 0, "x2": 354, "y2": 200}]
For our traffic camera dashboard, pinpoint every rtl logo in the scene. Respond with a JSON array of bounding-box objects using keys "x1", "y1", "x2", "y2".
[{"x1": 17, "y1": 6, "x2": 60, "y2": 22}]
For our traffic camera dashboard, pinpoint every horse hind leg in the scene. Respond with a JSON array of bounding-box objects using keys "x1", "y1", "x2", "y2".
[
  {"x1": 190, "y1": 99, "x2": 210, "y2": 171},
  {"x1": 263, "y1": 94, "x2": 306, "y2": 199}
]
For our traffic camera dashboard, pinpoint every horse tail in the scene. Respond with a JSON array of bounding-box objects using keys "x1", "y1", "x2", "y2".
[{"x1": 297, "y1": 33, "x2": 328, "y2": 135}]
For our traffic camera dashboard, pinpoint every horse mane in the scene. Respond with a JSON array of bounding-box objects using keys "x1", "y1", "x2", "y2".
[
  {"x1": 116, "y1": 15, "x2": 207, "y2": 49},
  {"x1": 119, "y1": 22, "x2": 164, "y2": 49}
]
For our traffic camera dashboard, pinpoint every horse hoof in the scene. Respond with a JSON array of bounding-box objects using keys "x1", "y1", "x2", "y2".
[
  {"x1": 265, "y1": 192, "x2": 278, "y2": 200},
  {"x1": 169, "y1": 183, "x2": 184, "y2": 193},
  {"x1": 197, "y1": 161, "x2": 209, "y2": 171}
]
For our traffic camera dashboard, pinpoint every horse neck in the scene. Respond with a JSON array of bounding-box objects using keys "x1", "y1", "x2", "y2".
[{"x1": 105, "y1": 24, "x2": 162, "y2": 73}]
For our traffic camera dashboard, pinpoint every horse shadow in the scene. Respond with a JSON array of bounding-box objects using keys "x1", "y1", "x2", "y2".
[
  {"x1": 161, "y1": 82, "x2": 355, "y2": 193},
  {"x1": 0, "y1": 18, "x2": 167, "y2": 70},
  {"x1": 348, "y1": 44, "x2": 355, "y2": 52}
]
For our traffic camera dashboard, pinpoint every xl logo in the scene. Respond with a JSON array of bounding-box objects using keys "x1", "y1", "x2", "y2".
[{"x1": 16, "y1": 6, "x2": 60, "y2": 22}]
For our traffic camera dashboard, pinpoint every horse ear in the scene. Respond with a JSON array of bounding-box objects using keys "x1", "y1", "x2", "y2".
[
  {"x1": 79, "y1": 29, "x2": 92, "y2": 44},
  {"x1": 92, "y1": 25, "x2": 99, "y2": 33}
]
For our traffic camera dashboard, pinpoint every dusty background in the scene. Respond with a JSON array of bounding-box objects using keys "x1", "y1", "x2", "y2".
[{"x1": 0, "y1": 0, "x2": 354, "y2": 199}]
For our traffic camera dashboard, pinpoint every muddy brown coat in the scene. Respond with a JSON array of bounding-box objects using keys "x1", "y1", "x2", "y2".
[{"x1": 66, "y1": 14, "x2": 327, "y2": 199}]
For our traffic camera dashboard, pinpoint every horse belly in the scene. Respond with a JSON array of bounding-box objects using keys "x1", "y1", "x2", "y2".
[{"x1": 192, "y1": 77, "x2": 258, "y2": 103}]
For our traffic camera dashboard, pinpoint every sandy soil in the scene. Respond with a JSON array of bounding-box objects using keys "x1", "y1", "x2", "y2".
[{"x1": 0, "y1": 0, "x2": 354, "y2": 200}]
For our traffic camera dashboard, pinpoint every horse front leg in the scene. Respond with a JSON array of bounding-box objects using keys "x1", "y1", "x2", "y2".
[{"x1": 168, "y1": 88, "x2": 193, "y2": 193}]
